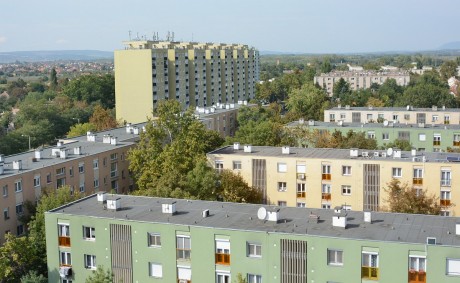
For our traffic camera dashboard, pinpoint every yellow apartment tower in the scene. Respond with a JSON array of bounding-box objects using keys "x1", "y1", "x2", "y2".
[{"x1": 115, "y1": 40, "x2": 260, "y2": 123}]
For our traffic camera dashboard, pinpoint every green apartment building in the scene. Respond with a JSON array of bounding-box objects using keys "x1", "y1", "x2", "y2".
[
  {"x1": 288, "y1": 120, "x2": 460, "y2": 152},
  {"x1": 46, "y1": 193, "x2": 460, "y2": 283}
]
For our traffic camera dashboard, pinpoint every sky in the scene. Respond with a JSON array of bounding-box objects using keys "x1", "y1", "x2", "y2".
[{"x1": 0, "y1": 0, "x2": 458, "y2": 54}]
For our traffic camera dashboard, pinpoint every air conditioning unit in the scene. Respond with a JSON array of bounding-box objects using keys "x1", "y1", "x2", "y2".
[
  {"x1": 298, "y1": 174, "x2": 305, "y2": 180},
  {"x1": 373, "y1": 152, "x2": 379, "y2": 157},
  {"x1": 362, "y1": 152, "x2": 369, "y2": 158}
]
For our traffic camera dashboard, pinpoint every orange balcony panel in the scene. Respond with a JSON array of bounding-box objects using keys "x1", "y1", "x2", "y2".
[
  {"x1": 433, "y1": 141, "x2": 441, "y2": 146},
  {"x1": 361, "y1": 266, "x2": 379, "y2": 280},
  {"x1": 322, "y1": 174, "x2": 331, "y2": 180},
  {"x1": 413, "y1": 178, "x2": 423, "y2": 185},
  {"x1": 408, "y1": 270, "x2": 426, "y2": 283},
  {"x1": 441, "y1": 199, "x2": 451, "y2": 206},
  {"x1": 58, "y1": 236, "x2": 71, "y2": 247},
  {"x1": 215, "y1": 253, "x2": 230, "y2": 265},
  {"x1": 322, "y1": 193, "x2": 331, "y2": 201},
  {"x1": 453, "y1": 141, "x2": 460, "y2": 146},
  {"x1": 297, "y1": 192, "x2": 306, "y2": 198}
]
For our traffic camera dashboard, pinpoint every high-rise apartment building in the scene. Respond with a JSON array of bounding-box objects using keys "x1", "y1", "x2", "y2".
[
  {"x1": 46, "y1": 193, "x2": 460, "y2": 283},
  {"x1": 115, "y1": 40, "x2": 259, "y2": 123},
  {"x1": 208, "y1": 145, "x2": 460, "y2": 216}
]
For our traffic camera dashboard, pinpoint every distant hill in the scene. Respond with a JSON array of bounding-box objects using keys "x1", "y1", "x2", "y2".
[
  {"x1": 438, "y1": 42, "x2": 460, "y2": 50},
  {"x1": 0, "y1": 50, "x2": 113, "y2": 63}
]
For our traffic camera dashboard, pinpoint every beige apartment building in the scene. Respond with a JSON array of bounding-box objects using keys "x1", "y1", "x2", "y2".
[
  {"x1": 0, "y1": 124, "x2": 143, "y2": 243},
  {"x1": 208, "y1": 145, "x2": 460, "y2": 216},
  {"x1": 324, "y1": 105, "x2": 460, "y2": 125},
  {"x1": 314, "y1": 70, "x2": 410, "y2": 96},
  {"x1": 115, "y1": 40, "x2": 259, "y2": 124}
]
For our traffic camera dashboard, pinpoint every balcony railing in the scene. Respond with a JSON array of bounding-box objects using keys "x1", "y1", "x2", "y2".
[
  {"x1": 297, "y1": 192, "x2": 306, "y2": 198},
  {"x1": 453, "y1": 141, "x2": 460, "y2": 146},
  {"x1": 441, "y1": 199, "x2": 451, "y2": 207},
  {"x1": 408, "y1": 270, "x2": 426, "y2": 283},
  {"x1": 215, "y1": 253, "x2": 231, "y2": 265},
  {"x1": 322, "y1": 193, "x2": 331, "y2": 201},
  {"x1": 177, "y1": 280, "x2": 191, "y2": 283},
  {"x1": 361, "y1": 266, "x2": 379, "y2": 280},
  {"x1": 433, "y1": 140, "x2": 441, "y2": 146},
  {"x1": 441, "y1": 179, "x2": 451, "y2": 186},
  {"x1": 322, "y1": 173, "x2": 331, "y2": 181},
  {"x1": 413, "y1": 178, "x2": 423, "y2": 185},
  {"x1": 58, "y1": 236, "x2": 71, "y2": 247}
]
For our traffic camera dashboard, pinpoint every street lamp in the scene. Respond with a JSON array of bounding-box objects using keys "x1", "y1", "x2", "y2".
[{"x1": 21, "y1": 134, "x2": 31, "y2": 150}]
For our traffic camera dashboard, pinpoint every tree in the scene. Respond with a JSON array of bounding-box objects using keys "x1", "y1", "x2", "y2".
[
  {"x1": 89, "y1": 104, "x2": 119, "y2": 131},
  {"x1": 381, "y1": 139, "x2": 412, "y2": 151},
  {"x1": 67, "y1": 122, "x2": 97, "y2": 138},
  {"x1": 85, "y1": 265, "x2": 113, "y2": 283},
  {"x1": 50, "y1": 68, "x2": 58, "y2": 90},
  {"x1": 440, "y1": 60, "x2": 458, "y2": 81},
  {"x1": 61, "y1": 74, "x2": 115, "y2": 108},
  {"x1": 235, "y1": 273, "x2": 248, "y2": 283},
  {"x1": 220, "y1": 170, "x2": 263, "y2": 203},
  {"x1": 332, "y1": 78, "x2": 351, "y2": 101},
  {"x1": 384, "y1": 179, "x2": 442, "y2": 215},
  {"x1": 20, "y1": 271, "x2": 47, "y2": 283},
  {"x1": 285, "y1": 83, "x2": 330, "y2": 121},
  {"x1": 320, "y1": 58, "x2": 332, "y2": 73}
]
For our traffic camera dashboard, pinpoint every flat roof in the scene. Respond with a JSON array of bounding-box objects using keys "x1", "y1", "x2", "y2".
[
  {"x1": 208, "y1": 145, "x2": 460, "y2": 164},
  {"x1": 327, "y1": 106, "x2": 460, "y2": 113},
  {"x1": 287, "y1": 120, "x2": 460, "y2": 130},
  {"x1": 48, "y1": 194, "x2": 460, "y2": 246},
  {"x1": 0, "y1": 123, "x2": 145, "y2": 180}
]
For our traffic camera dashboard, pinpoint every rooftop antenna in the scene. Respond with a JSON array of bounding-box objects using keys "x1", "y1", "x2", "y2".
[
  {"x1": 172, "y1": 32, "x2": 175, "y2": 42},
  {"x1": 128, "y1": 30, "x2": 132, "y2": 40}
]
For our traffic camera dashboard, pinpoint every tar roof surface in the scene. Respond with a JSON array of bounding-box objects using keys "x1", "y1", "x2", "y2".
[
  {"x1": 208, "y1": 145, "x2": 460, "y2": 164},
  {"x1": 49, "y1": 194, "x2": 460, "y2": 246}
]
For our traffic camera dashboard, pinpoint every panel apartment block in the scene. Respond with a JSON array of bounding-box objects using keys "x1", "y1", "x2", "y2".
[
  {"x1": 115, "y1": 40, "x2": 259, "y2": 124},
  {"x1": 0, "y1": 123, "x2": 143, "y2": 243},
  {"x1": 208, "y1": 145, "x2": 460, "y2": 216},
  {"x1": 45, "y1": 194, "x2": 460, "y2": 283}
]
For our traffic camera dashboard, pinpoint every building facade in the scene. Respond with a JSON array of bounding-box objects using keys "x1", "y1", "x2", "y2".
[
  {"x1": 314, "y1": 71, "x2": 410, "y2": 96},
  {"x1": 115, "y1": 40, "x2": 259, "y2": 124},
  {"x1": 0, "y1": 124, "x2": 142, "y2": 243},
  {"x1": 287, "y1": 119, "x2": 460, "y2": 152},
  {"x1": 208, "y1": 145, "x2": 460, "y2": 216},
  {"x1": 46, "y1": 193, "x2": 460, "y2": 283},
  {"x1": 324, "y1": 105, "x2": 460, "y2": 125}
]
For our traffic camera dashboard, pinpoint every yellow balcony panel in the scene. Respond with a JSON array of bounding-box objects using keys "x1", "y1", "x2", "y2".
[
  {"x1": 361, "y1": 266, "x2": 379, "y2": 280},
  {"x1": 297, "y1": 192, "x2": 306, "y2": 198},
  {"x1": 413, "y1": 178, "x2": 423, "y2": 185}
]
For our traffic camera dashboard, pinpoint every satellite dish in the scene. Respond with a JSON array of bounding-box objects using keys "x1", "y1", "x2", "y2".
[
  {"x1": 387, "y1": 148, "x2": 393, "y2": 156},
  {"x1": 383, "y1": 120, "x2": 389, "y2": 126},
  {"x1": 257, "y1": 207, "x2": 267, "y2": 220}
]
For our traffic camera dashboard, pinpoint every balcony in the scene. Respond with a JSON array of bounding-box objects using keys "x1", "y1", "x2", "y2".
[
  {"x1": 178, "y1": 280, "x2": 191, "y2": 283},
  {"x1": 297, "y1": 192, "x2": 306, "y2": 198},
  {"x1": 58, "y1": 236, "x2": 71, "y2": 247},
  {"x1": 322, "y1": 193, "x2": 331, "y2": 201},
  {"x1": 408, "y1": 270, "x2": 426, "y2": 283},
  {"x1": 433, "y1": 141, "x2": 441, "y2": 146},
  {"x1": 441, "y1": 179, "x2": 451, "y2": 186},
  {"x1": 441, "y1": 199, "x2": 451, "y2": 207},
  {"x1": 413, "y1": 178, "x2": 423, "y2": 185},
  {"x1": 453, "y1": 141, "x2": 460, "y2": 146},
  {"x1": 322, "y1": 173, "x2": 331, "y2": 181},
  {"x1": 215, "y1": 253, "x2": 231, "y2": 265},
  {"x1": 362, "y1": 266, "x2": 379, "y2": 280}
]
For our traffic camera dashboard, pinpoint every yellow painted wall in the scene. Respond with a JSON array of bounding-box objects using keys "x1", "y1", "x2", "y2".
[{"x1": 115, "y1": 49, "x2": 153, "y2": 123}]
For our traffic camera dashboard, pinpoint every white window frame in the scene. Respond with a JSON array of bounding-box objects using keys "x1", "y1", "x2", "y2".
[
  {"x1": 176, "y1": 235, "x2": 191, "y2": 260},
  {"x1": 409, "y1": 256, "x2": 426, "y2": 272},
  {"x1": 419, "y1": 133, "x2": 426, "y2": 141},
  {"x1": 296, "y1": 164, "x2": 306, "y2": 174},
  {"x1": 148, "y1": 233, "x2": 161, "y2": 247},
  {"x1": 382, "y1": 133, "x2": 389, "y2": 140},
  {"x1": 441, "y1": 170, "x2": 451, "y2": 186},
  {"x1": 322, "y1": 204, "x2": 331, "y2": 209},
  {"x1": 233, "y1": 161, "x2": 242, "y2": 170},
  {"x1": 342, "y1": 166, "x2": 352, "y2": 176},
  {"x1": 341, "y1": 185, "x2": 351, "y2": 196},
  {"x1": 278, "y1": 182, "x2": 287, "y2": 192},
  {"x1": 322, "y1": 164, "x2": 331, "y2": 174},
  {"x1": 58, "y1": 224, "x2": 70, "y2": 237},
  {"x1": 94, "y1": 179, "x2": 99, "y2": 188},
  {"x1": 277, "y1": 163, "x2": 287, "y2": 173},
  {"x1": 297, "y1": 202, "x2": 306, "y2": 208},
  {"x1": 149, "y1": 262, "x2": 163, "y2": 278},
  {"x1": 247, "y1": 274, "x2": 262, "y2": 283},
  {"x1": 392, "y1": 167, "x2": 402, "y2": 178},
  {"x1": 362, "y1": 252, "x2": 379, "y2": 268},
  {"x1": 83, "y1": 226, "x2": 95, "y2": 240},
  {"x1": 84, "y1": 254, "x2": 96, "y2": 269},
  {"x1": 34, "y1": 175, "x2": 41, "y2": 187},
  {"x1": 60, "y1": 251, "x2": 72, "y2": 266},
  {"x1": 2, "y1": 185, "x2": 8, "y2": 197},
  {"x1": 78, "y1": 162, "x2": 84, "y2": 173},
  {"x1": 247, "y1": 242, "x2": 262, "y2": 258},
  {"x1": 14, "y1": 180, "x2": 22, "y2": 193},
  {"x1": 93, "y1": 159, "x2": 99, "y2": 169},
  {"x1": 413, "y1": 168, "x2": 423, "y2": 178},
  {"x1": 328, "y1": 249, "x2": 344, "y2": 266},
  {"x1": 322, "y1": 184, "x2": 331, "y2": 193},
  {"x1": 447, "y1": 258, "x2": 460, "y2": 276},
  {"x1": 278, "y1": 201, "x2": 287, "y2": 207}
]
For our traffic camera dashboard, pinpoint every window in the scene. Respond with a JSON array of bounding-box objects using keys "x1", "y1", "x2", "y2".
[
  {"x1": 322, "y1": 184, "x2": 331, "y2": 201},
  {"x1": 233, "y1": 161, "x2": 242, "y2": 170},
  {"x1": 342, "y1": 205, "x2": 352, "y2": 211},
  {"x1": 329, "y1": 113, "x2": 335, "y2": 122},
  {"x1": 398, "y1": 131, "x2": 410, "y2": 141},
  {"x1": 56, "y1": 167, "x2": 65, "y2": 175},
  {"x1": 433, "y1": 134, "x2": 441, "y2": 146},
  {"x1": 278, "y1": 182, "x2": 287, "y2": 192},
  {"x1": 382, "y1": 133, "x2": 389, "y2": 140},
  {"x1": 176, "y1": 236, "x2": 191, "y2": 260},
  {"x1": 297, "y1": 183, "x2": 306, "y2": 198},
  {"x1": 392, "y1": 114, "x2": 399, "y2": 121},
  {"x1": 110, "y1": 153, "x2": 118, "y2": 160},
  {"x1": 444, "y1": 115, "x2": 450, "y2": 124},
  {"x1": 17, "y1": 224, "x2": 24, "y2": 236},
  {"x1": 367, "y1": 131, "x2": 375, "y2": 139},
  {"x1": 392, "y1": 168, "x2": 402, "y2": 178},
  {"x1": 69, "y1": 167, "x2": 73, "y2": 177},
  {"x1": 215, "y1": 240, "x2": 230, "y2": 265},
  {"x1": 110, "y1": 162, "x2": 118, "y2": 178},
  {"x1": 149, "y1": 263, "x2": 163, "y2": 278},
  {"x1": 2, "y1": 185, "x2": 7, "y2": 197},
  {"x1": 432, "y1": 115, "x2": 438, "y2": 122},
  {"x1": 297, "y1": 202, "x2": 306, "y2": 208},
  {"x1": 413, "y1": 168, "x2": 423, "y2": 184},
  {"x1": 60, "y1": 251, "x2": 72, "y2": 266},
  {"x1": 83, "y1": 226, "x2": 95, "y2": 240},
  {"x1": 34, "y1": 175, "x2": 41, "y2": 187},
  {"x1": 454, "y1": 134, "x2": 460, "y2": 146},
  {"x1": 419, "y1": 133, "x2": 426, "y2": 141},
  {"x1": 247, "y1": 242, "x2": 261, "y2": 257},
  {"x1": 340, "y1": 113, "x2": 346, "y2": 119},
  {"x1": 447, "y1": 258, "x2": 460, "y2": 276},
  {"x1": 341, "y1": 185, "x2": 351, "y2": 195},
  {"x1": 367, "y1": 114, "x2": 373, "y2": 121},
  {"x1": 94, "y1": 179, "x2": 99, "y2": 188},
  {"x1": 322, "y1": 164, "x2": 331, "y2": 180},
  {"x1": 14, "y1": 180, "x2": 22, "y2": 193},
  {"x1": 215, "y1": 160, "x2": 223, "y2": 173},
  {"x1": 441, "y1": 170, "x2": 451, "y2": 186},
  {"x1": 216, "y1": 272, "x2": 230, "y2": 283},
  {"x1": 15, "y1": 203, "x2": 23, "y2": 215},
  {"x1": 328, "y1": 249, "x2": 343, "y2": 266},
  {"x1": 78, "y1": 163, "x2": 84, "y2": 173},
  {"x1": 79, "y1": 183, "x2": 85, "y2": 193},
  {"x1": 278, "y1": 201, "x2": 287, "y2": 206},
  {"x1": 277, "y1": 163, "x2": 287, "y2": 173},
  {"x1": 177, "y1": 266, "x2": 192, "y2": 282},
  {"x1": 342, "y1": 166, "x2": 351, "y2": 176},
  {"x1": 248, "y1": 274, "x2": 262, "y2": 283},
  {"x1": 362, "y1": 252, "x2": 379, "y2": 280},
  {"x1": 409, "y1": 256, "x2": 426, "y2": 272},
  {"x1": 3, "y1": 208, "x2": 9, "y2": 220},
  {"x1": 103, "y1": 157, "x2": 107, "y2": 167},
  {"x1": 441, "y1": 191, "x2": 451, "y2": 206},
  {"x1": 322, "y1": 204, "x2": 331, "y2": 209},
  {"x1": 84, "y1": 254, "x2": 96, "y2": 269},
  {"x1": 93, "y1": 159, "x2": 99, "y2": 169},
  {"x1": 148, "y1": 233, "x2": 161, "y2": 247},
  {"x1": 47, "y1": 173, "x2": 52, "y2": 183},
  {"x1": 58, "y1": 224, "x2": 70, "y2": 237}
]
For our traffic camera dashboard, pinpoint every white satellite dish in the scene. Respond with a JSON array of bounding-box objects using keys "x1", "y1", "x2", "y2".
[
  {"x1": 383, "y1": 120, "x2": 389, "y2": 126},
  {"x1": 387, "y1": 148, "x2": 393, "y2": 156},
  {"x1": 257, "y1": 207, "x2": 267, "y2": 220}
]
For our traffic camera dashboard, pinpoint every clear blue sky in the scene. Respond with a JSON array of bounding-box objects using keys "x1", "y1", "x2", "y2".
[{"x1": 0, "y1": 0, "x2": 458, "y2": 53}]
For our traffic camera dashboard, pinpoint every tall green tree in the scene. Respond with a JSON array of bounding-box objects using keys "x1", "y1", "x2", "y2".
[
  {"x1": 61, "y1": 74, "x2": 115, "y2": 108},
  {"x1": 285, "y1": 83, "x2": 330, "y2": 121},
  {"x1": 439, "y1": 60, "x2": 458, "y2": 81},
  {"x1": 332, "y1": 78, "x2": 351, "y2": 102},
  {"x1": 85, "y1": 266, "x2": 113, "y2": 283},
  {"x1": 220, "y1": 170, "x2": 263, "y2": 203},
  {"x1": 50, "y1": 68, "x2": 58, "y2": 90}
]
